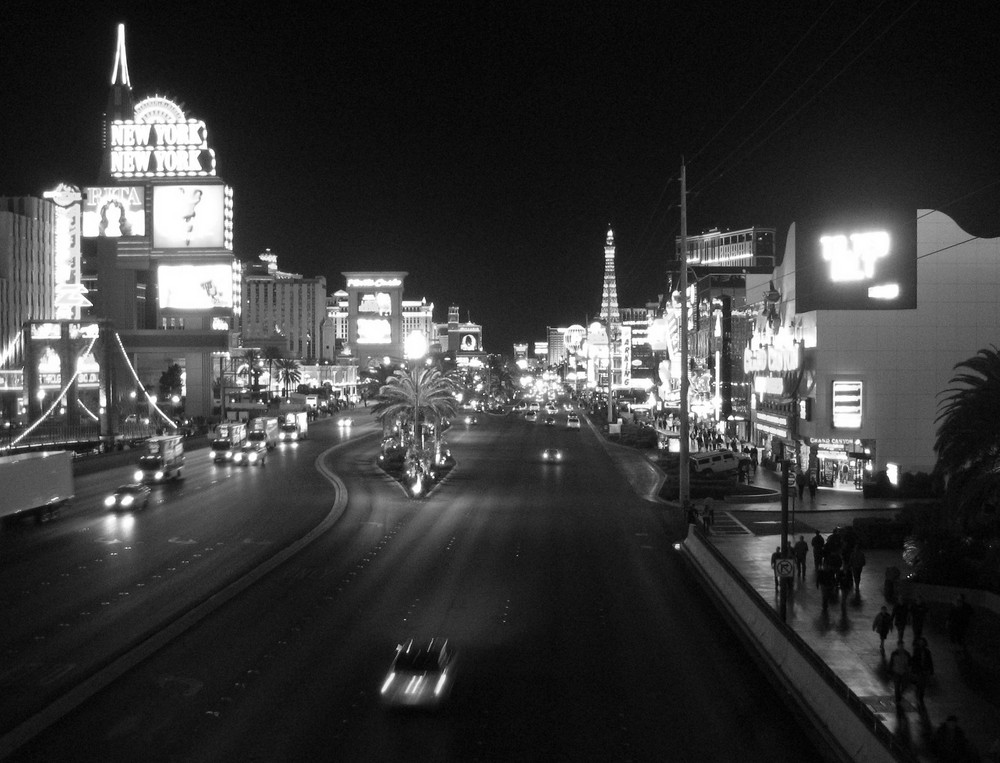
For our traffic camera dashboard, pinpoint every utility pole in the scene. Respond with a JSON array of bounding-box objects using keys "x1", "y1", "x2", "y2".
[{"x1": 679, "y1": 160, "x2": 690, "y2": 508}]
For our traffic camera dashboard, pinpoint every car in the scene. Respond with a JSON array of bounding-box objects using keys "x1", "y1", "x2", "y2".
[
  {"x1": 233, "y1": 442, "x2": 267, "y2": 467},
  {"x1": 545, "y1": 404, "x2": 558, "y2": 414},
  {"x1": 544, "y1": 416, "x2": 556, "y2": 426},
  {"x1": 567, "y1": 414, "x2": 580, "y2": 429},
  {"x1": 104, "y1": 483, "x2": 151, "y2": 511},
  {"x1": 528, "y1": 402, "x2": 540, "y2": 412},
  {"x1": 525, "y1": 411, "x2": 537, "y2": 422},
  {"x1": 515, "y1": 401, "x2": 527, "y2": 411},
  {"x1": 541, "y1": 448, "x2": 563, "y2": 462},
  {"x1": 690, "y1": 450, "x2": 739, "y2": 476},
  {"x1": 463, "y1": 415, "x2": 478, "y2": 425},
  {"x1": 337, "y1": 417, "x2": 354, "y2": 428},
  {"x1": 381, "y1": 638, "x2": 455, "y2": 709}
]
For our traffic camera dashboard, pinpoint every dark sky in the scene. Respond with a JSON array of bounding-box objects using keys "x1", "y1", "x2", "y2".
[{"x1": 5, "y1": 1, "x2": 999, "y2": 353}]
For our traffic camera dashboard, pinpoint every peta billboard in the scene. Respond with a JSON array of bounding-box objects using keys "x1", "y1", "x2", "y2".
[{"x1": 795, "y1": 208, "x2": 917, "y2": 312}]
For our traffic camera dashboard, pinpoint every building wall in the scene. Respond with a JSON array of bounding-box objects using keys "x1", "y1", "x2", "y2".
[
  {"x1": 750, "y1": 210, "x2": 1000, "y2": 475},
  {"x1": 0, "y1": 197, "x2": 54, "y2": 368},
  {"x1": 243, "y1": 275, "x2": 326, "y2": 360}
]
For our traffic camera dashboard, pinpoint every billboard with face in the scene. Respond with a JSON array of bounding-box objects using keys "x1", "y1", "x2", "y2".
[
  {"x1": 153, "y1": 184, "x2": 227, "y2": 249},
  {"x1": 158, "y1": 263, "x2": 233, "y2": 310},
  {"x1": 83, "y1": 186, "x2": 145, "y2": 237},
  {"x1": 795, "y1": 209, "x2": 917, "y2": 311}
]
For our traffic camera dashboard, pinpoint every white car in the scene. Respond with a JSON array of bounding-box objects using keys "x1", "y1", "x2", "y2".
[
  {"x1": 381, "y1": 638, "x2": 455, "y2": 709},
  {"x1": 567, "y1": 415, "x2": 580, "y2": 429}
]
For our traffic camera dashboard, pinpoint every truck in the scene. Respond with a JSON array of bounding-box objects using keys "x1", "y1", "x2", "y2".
[
  {"x1": 247, "y1": 416, "x2": 280, "y2": 450},
  {"x1": 279, "y1": 411, "x2": 308, "y2": 442},
  {"x1": 211, "y1": 422, "x2": 247, "y2": 462},
  {"x1": 0, "y1": 450, "x2": 74, "y2": 524},
  {"x1": 135, "y1": 434, "x2": 185, "y2": 483}
]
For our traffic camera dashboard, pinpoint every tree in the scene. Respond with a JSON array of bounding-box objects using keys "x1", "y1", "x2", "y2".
[
  {"x1": 263, "y1": 346, "x2": 284, "y2": 398},
  {"x1": 276, "y1": 358, "x2": 302, "y2": 397},
  {"x1": 239, "y1": 349, "x2": 265, "y2": 397},
  {"x1": 934, "y1": 345, "x2": 1000, "y2": 532},
  {"x1": 158, "y1": 363, "x2": 183, "y2": 400},
  {"x1": 371, "y1": 366, "x2": 459, "y2": 456}
]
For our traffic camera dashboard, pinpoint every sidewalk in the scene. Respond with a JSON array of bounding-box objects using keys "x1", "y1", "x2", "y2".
[{"x1": 605, "y1": 444, "x2": 1000, "y2": 761}]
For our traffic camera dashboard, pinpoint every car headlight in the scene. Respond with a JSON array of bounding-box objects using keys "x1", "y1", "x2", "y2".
[
  {"x1": 133, "y1": 470, "x2": 143, "y2": 481},
  {"x1": 155, "y1": 471, "x2": 164, "y2": 480},
  {"x1": 226, "y1": 451, "x2": 233, "y2": 458},
  {"x1": 104, "y1": 495, "x2": 116, "y2": 507},
  {"x1": 381, "y1": 672, "x2": 396, "y2": 694},
  {"x1": 249, "y1": 452, "x2": 258, "y2": 462},
  {"x1": 121, "y1": 495, "x2": 134, "y2": 507}
]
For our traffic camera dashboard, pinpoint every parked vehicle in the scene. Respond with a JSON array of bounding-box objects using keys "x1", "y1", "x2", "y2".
[
  {"x1": 135, "y1": 434, "x2": 185, "y2": 482},
  {"x1": 0, "y1": 450, "x2": 74, "y2": 524},
  {"x1": 247, "y1": 416, "x2": 279, "y2": 450},
  {"x1": 211, "y1": 422, "x2": 247, "y2": 463},
  {"x1": 690, "y1": 450, "x2": 740, "y2": 476}
]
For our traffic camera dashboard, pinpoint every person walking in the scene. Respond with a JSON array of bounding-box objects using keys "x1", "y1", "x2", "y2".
[
  {"x1": 910, "y1": 637, "x2": 934, "y2": 711},
  {"x1": 796, "y1": 469, "x2": 807, "y2": 501},
  {"x1": 910, "y1": 595, "x2": 929, "y2": 642},
  {"x1": 848, "y1": 545, "x2": 866, "y2": 595},
  {"x1": 948, "y1": 594, "x2": 974, "y2": 651},
  {"x1": 770, "y1": 546, "x2": 782, "y2": 588},
  {"x1": 873, "y1": 605, "x2": 893, "y2": 655},
  {"x1": 703, "y1": 497, "x2": 714, "y2": 532},
  {"x1": 807, "y1": 471, "x2": 818, "y2": 500},
  {"x1": 889, "y1": 639, "x2": 912, "y2": 706},
  {"x1": 892, "y1": 599, "x2": 911, "y2": 642},
  {"x1": 793, "y1": 535, "x2": 809, "y2": 581},
  {"x1": 811, "y1": 530, "x2": 825, "y2": 571},
  {"x1": 838, "y1": 566, "x2": 853, "y2": 613},
  {"x1": 817, "y1": 561, "x2": 836, "y2": 613}
]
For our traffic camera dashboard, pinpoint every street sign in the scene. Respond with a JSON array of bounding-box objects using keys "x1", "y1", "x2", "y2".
[{"x1": 776, "y1": 559, "x2": 795, "y2": 578}]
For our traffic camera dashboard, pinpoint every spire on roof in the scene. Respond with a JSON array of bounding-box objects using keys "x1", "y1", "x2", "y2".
[{"x1": 111, "y1": 23, "x2": 130, "y2": 87}]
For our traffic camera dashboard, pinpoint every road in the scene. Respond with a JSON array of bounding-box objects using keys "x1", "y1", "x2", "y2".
[{"x1": 3, "y1": 409, "x2": 821, "y2": 761}]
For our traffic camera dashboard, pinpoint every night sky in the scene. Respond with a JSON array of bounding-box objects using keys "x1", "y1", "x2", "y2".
[{"x1": 5, "y1": 2, "x2": 999, "y2": 354}]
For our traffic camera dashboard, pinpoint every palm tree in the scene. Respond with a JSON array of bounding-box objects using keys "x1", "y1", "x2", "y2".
[
  {"x1": 239, "y1": 349, "x2": 265, "y2": 397},
  {"x1": 263, "y1": 346, "x2": 284, "y2": 399},
  {"x1": 934, "y1": 345, "x2": 1000, "y2": 531},
  {"x1": 371, "y1": 366, "x2": 459, "y2": 456},
  {"x1": 276, "y1": 358, "x2": 302, "y2": 397}
]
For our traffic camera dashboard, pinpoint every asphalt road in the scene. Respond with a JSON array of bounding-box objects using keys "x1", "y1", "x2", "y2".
[{"x1": 3, "y1": 409, "x2": 821, "y2": 761}]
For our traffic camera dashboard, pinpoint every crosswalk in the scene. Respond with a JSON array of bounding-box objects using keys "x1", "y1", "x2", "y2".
[{"x1": 702, "y1": 511, "x2": 753, "y2": 536}]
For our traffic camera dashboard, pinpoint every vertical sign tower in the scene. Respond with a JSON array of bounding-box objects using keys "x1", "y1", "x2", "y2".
[{"x1": 599, "y1": 227, "x2": 622, "y2": 392}]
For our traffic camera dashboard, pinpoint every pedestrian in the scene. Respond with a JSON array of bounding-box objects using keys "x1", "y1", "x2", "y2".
[
  {"x1": 838, "y1": 566, "x2": 853, "y2": 612},
  {"x1": 703, "y1": 497, "x2": 714, "y2": 531},
  {"x1": 770, "y1": 546, "x2": 781, "y2": 588},
  {"x1": 811, "y1": 530, "x2": 824, "y2": 571},
  {"x1": 817, "y1": 561, "x2": 836, "y2": 612},
  {"x1": 892, "y1": 599, "x2": 911, "y2": 641},
  {"x1": 889, "y1": 639, "x2": 912, "y2": 706},
  {"x1": 873, "y1": 605, "x2": 893, "y2": 655},
  {"x1": 933, "y1": 716, "x2": 977, "y2": 762},
  {"x1": 910, "y1": 595, "x2": 929, "y2": 642},
  {"x1": 793, "y1": 535, "x2": 809, "y2": 580},
  {"x1": 948, "y1": 594, "x2": 974, "y2": 650},
  {"x1": 910, "y1": 637, "x2": 934, "y2": 710},
  {"x1": 808, "y1": 471, "x2": 818, "y2": 500},
  {"x1": 847, "y1": 545, "x2": 866, "y2": 594},
  {"x1": 796, "y1": 469, "x2": 806, "y2": 500}
]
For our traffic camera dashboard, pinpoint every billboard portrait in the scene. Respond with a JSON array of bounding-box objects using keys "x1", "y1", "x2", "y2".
[
  {"x1": 83, "y1": 187, "x2": 145, "y2": 237},
  {"x1": 153, "y1": 184, "x2": 226, "y2": 249},
  {"x1": 795, "y1": 208, "x2": 917, "y2": 312},
  {"x1": 158, "y1": 264, "x2": 233, "y2": 310}
]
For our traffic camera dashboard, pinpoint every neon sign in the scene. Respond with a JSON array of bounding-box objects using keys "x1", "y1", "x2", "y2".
[
  {"x1": 820, "y1": 231, "x2": 890, "y2": 282},
  {"x1": 109, "y1": 97, "x2": 217, "y2": 178},
  {"x1": 832, "y1": 380, "x2": 863, "y2": 428},
  {"x1": 347, "y1": 278, "x2": 402, "y2": 288}
]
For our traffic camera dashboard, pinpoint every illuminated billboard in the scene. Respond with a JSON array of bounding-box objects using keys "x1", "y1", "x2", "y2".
[
  {"x1": 83, "y1": 186, "x2": 145, "y2": 237},
  {"x1": 356, "y1": 318, "x2": 391, "y2": 344},
  {"x1": 158, "y1": 264, "x2": 233, "y2": 310},
  {"x1": 109, "y1": 96, "x2": 216, "y2": 179},
  {"x1": 152, "y1": 184, "x2": 230, "y2": 249},
  {"x1": 795, "y1": 209, "x2": 916, "y2": 312}
]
